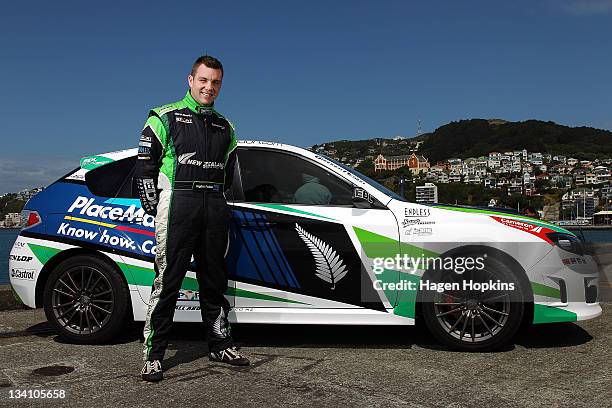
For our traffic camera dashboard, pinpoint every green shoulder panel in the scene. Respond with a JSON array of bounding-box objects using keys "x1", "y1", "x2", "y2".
[
  {"x1": 143, "y1": 115, "x2": 168, "y2": 146},
  {"x1": 147, "y1": 99, "x2": 187, "y2": 146}
]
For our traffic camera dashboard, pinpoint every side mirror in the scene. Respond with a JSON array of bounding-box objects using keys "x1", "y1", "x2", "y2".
[{"x1": 352, "y1": 187, "x2": 373, "y2": 209}]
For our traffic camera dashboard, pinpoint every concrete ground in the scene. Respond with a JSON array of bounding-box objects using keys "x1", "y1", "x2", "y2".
[{"x1": 0, "y1": 303, "x2": 610, "y2": 408}]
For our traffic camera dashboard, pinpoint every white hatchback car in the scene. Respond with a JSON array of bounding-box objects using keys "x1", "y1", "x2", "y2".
[{"x1": 9, "y1": 141, "x2": 602, "y2": 351}]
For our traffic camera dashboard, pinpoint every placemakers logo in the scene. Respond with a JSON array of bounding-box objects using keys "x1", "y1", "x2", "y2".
[
  {"x1": 10, "y1": 268, "x2": 35, "y2": 280},
  {"x1": 57, "y1": 196, "x2": 157, "y2": 255},
  {"x1": 66, "y1": 196, "x2": 154, "y2": 227}
]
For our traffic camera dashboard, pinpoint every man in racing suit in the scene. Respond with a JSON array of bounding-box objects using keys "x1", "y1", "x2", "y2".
[{"x1": 136, "y1": 56, "x2": 249, "y2": 382}]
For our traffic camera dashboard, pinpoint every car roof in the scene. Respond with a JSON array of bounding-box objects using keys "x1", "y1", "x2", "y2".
[
  {"x1": 72, "y1": 140, "x2": 394, "y2": 204},
  {"x1": 78, "y1": 141, "x2": 321, "y2": 170}
]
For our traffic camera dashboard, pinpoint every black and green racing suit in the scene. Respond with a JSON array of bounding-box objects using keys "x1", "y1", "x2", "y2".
[{"x1": 135, "y1": 90, "x2": 238, "y2": 362}]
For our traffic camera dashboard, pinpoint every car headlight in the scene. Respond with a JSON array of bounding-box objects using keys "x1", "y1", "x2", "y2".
[{"x1": 546, "y1": 232, "x2": 584, "y2": 255}]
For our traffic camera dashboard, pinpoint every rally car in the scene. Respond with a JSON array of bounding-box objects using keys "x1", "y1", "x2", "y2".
[{"x1": 8, "y1": 141, "x2": 602, "y2": 351}]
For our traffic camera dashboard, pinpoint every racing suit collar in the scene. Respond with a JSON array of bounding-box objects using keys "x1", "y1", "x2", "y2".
[{"x1": 183, "y1": 90, "x2": 215, "y2": 115}]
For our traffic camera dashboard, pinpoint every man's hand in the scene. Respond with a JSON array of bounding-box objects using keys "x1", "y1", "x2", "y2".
[{"x1": 136, "y1": 178, "x2": 159, "y2": 216}]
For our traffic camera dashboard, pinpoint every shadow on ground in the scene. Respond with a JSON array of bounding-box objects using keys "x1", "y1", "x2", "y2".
[{"x1": 15, "y1": 318, "x2": 592, "y2": 364}]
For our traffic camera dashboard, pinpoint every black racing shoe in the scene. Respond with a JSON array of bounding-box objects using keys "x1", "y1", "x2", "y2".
[
  {"x1": 141, "y1": 360, "x2": 163, "y2": 382},
  {"x1": 209, "y1": 346, "x2": 250, "y2": 366}
]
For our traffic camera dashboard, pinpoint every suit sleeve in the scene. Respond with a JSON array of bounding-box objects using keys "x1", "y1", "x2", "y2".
[
  {"x1": 134, "y1": 113, "x2": 167, "y2": 216},
  {"x1": 223, "y1": 122, "x2": 238, "y2": 191}
]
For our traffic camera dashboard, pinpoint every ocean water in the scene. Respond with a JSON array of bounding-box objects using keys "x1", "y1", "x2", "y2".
[{"x1": 0, "y1": 228, "x2": 610, "y2": 285}]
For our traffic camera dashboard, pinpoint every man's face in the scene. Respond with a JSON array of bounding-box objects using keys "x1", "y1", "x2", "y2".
[{"x1": 188, "y1": 64, "x2": 223, "y2": 105}]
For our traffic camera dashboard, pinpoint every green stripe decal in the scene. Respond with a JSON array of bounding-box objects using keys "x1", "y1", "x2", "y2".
[
  {"x1": 250, "y1": 203, "x2": 336, "y2": 221},
  {"x1": 531, "y1": 282, "x2": 561, "y2": 299},
  {"x1": 533, "y1": 303, "x2": 577, "y2": 324},
  {"x1": 352, "y1": 227, "x2": 434, "y2": 319},
  {"x1": 28, "y1": 243, "x2": 61, "y2": 264},
  {"x1": 433, "y1": 205, "x2": 573, "y2": 234},
  {"x1": 352, "y1": 226, "x2": 439, "y2": 259},
  {"x1": 227, "y1": 287, "x2": 309, "y2": 305},
  {"x1": 117, "y1": 263, "x2": 308, "y2": 305}
]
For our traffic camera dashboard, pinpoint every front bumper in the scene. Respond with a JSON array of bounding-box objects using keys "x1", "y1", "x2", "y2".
[{"x1": 530, "y1": 248, "x2": 602, "y2": 323}]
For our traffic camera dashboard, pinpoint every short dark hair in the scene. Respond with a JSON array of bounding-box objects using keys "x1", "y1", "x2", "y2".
[{"x1": 191, "y1": 55, "x2": 224, "y2": 77}]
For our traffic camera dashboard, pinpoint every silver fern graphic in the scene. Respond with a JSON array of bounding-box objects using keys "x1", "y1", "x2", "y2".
[
  {"x1": 212, "y1": 308, "x2": 229, "y2": 338},
  {"x1": 295, "y1": 223, "x2": 348, "y2": 289}
]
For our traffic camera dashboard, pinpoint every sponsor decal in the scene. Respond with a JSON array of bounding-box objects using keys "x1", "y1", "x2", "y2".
[
  {"x1": 139, "y1": 141, "x2": 152, "y2": 148},
  {"x1": 58, "y1": 196, "x2": 156, "y2": 255},
  {"x1": 295, "y1": 223, "x2": 348, "y2": 289},
  {"x1": 353, "y1": 187, "x2": 373, "y2": 204},
  {"x1": 10, "y1": 268, "x2": 35, "y2": 280},
  {"x1": 491, "y1": 216, "x2": 554, "y2": 243},
  {"x1": 178, "y1": 152, "x2": 201, "y2": 166},
  {"x1": 67, "y1": 196, "x2": 154, "y2": 227},
  {"x1": 176, "y1": 116, "x2": 193, "y2": 124},
  {"x1": 138, "y1": 146, "x2": 151, "y2": 154},
  {"x1": 314, "y1": 154, "x2": 370, "y2": 188},
  {"x1": 80, "y1": 155, "x2": 113, "y2": 170},
  {"x1": 402, "y1": 218, "x2": 420, "y2": 227},
  {"x1": 404, "y1": 208, "x2": 430, "y2": 217},
  {"x1": 138, "y1": 155, "x2": 151, "y2": 160},
  {"x1": 242, "y1": 140, "x2": 282, "y2": 146},
  {"x1": 202, "y1": 162, "x2": 224, "y2": 169},
  {"x1": 14, "y1": 241, "x2": 26, "y2": 248},
  {"x1": 402, "y1": 218, "x2": 435, "y2": 228},
  {"x1": 562, "y1": 257, "x2": 586, "y2": 265},
  {"x1": 211, "y1": 122, "x2": 225, "y2": 130},
  {"x1": 175, "y1": 305, "x2": 200, "y2": 311},
  {"x1": 9, "y1": 255, "x2": 33, "y2": 262},
  {"x1": 140, "y1": 134, "x2": 152, "y2": 143},
  {"x1": 178, "y1": 290, "x2": 199, "y2": 301},
  {"x1": 66, "y1": 172, "x2": 86, "y2": 181},
  {"x1": 404, "y1": 227, "x2": 433, "y2": 236},
  {"x1": 177, "y1": 153, "x2": 224, "y2": 169}
]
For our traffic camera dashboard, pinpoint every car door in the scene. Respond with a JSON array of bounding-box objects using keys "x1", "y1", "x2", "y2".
[
  {"x1": 227, "y1": 147, "x2": 400, "y2": 312},
  {"x1": 84, "y1": 155, "x2": 235, "y2": 312}
]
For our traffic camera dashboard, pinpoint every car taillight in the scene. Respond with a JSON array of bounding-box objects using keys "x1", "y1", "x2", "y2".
[{"x1": 20, "y1": 210, "x2": 42, "y2": 230}]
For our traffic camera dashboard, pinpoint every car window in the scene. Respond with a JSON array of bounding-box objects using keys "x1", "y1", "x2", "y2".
[
  {"x1": 237, "y1": 148, "x2": 354, "y2": 206},
  {"x1": 85, "y1": 156, "x2": 137, "y2": 198}
]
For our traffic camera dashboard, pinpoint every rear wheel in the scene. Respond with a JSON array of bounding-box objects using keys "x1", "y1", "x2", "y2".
[
  {"x1": 43, "y1": 255, "x2": 130, "y2": 344},
  {"x1": 421, "y1": 255, "x2": 525, "y2": 351}
]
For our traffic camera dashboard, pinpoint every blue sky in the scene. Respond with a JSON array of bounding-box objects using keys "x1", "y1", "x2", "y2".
[{"x1": 0, "y1": 0, "x2": 611, "y2": 193}]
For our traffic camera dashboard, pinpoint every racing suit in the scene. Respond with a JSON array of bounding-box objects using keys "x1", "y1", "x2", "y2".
[{"x1": 135, "y1": 90, "x2": 237, "y2": 362}]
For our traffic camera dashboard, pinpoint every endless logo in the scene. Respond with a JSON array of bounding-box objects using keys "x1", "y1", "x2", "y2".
[{"x1": 404, "y1": 208, "x2": 430, "y2": 218}]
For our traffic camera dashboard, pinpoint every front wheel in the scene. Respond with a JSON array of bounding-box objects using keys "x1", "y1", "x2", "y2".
[
  {"x1": 421, "y1": 255, "x2": 526, "y2": 351},
  {"x1": 43, "y1": 255, "x2": 130, "y2": 344}
]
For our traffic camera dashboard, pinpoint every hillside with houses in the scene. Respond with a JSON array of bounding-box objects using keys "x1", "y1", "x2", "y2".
[{"x1": 310, "y1": 119, "x2": 612, "y2": 224}]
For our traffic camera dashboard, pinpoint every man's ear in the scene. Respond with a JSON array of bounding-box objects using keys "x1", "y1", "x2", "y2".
[{"x1": 188, "y1": 74, "x2": 194, "y2": 88}]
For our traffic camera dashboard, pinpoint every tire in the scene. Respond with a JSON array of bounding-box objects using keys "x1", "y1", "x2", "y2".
[
  {"x1": 43, "y1": 255, "x2": 131, "y2": 344},
  {"x1": 421, "y1": 254, "x2": 525, "y2": 351}
]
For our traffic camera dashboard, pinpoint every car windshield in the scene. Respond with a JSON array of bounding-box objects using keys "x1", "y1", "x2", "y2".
[{"x1": 320, "y1": 155, "x2": 407, "y2": 202}]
